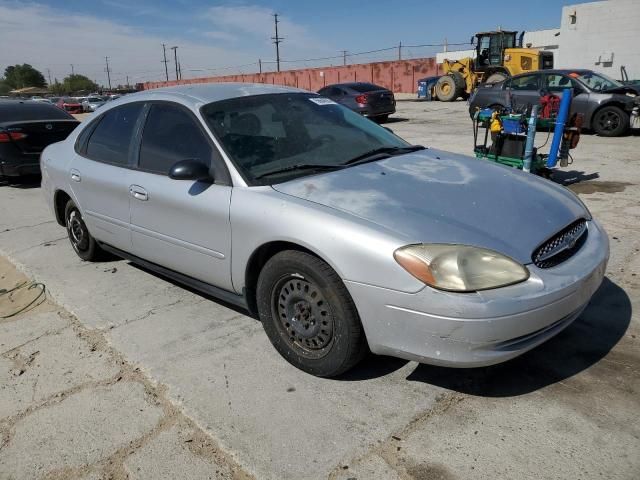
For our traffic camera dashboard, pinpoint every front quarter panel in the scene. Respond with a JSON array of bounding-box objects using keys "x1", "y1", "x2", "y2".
[{"x1": 230, "y1": 187, "x2": 425, "y2": 294}]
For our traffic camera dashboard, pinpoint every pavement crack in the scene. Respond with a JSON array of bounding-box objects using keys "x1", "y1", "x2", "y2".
[{"x1": 0, "y1": 220, "x2": 56, "y2": 234}]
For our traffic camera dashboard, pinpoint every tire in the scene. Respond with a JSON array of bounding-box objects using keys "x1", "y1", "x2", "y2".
[
  {"x1": 592, "y1": 105, "x2": 629, "y2": 137},
  {"x1": 64, "y1": 199, "x2": 101, "y2": 261},
  {"x1": 435, "y1": 75, "x2": 460, "y2": 102},
  {"x1": 485, "y1": 72, "x2": 508, "y2": 84},
  {"x1": 256, "y1": 250, "x2": 367, "y2": 377}
]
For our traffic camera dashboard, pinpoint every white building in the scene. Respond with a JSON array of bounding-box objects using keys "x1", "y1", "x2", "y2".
[
  {"x1": 436, "y1": 0, "x2": 640, "y2": 80},
  {"x1": 557, "y1": 0, "x2": 640, "y2": 79}
]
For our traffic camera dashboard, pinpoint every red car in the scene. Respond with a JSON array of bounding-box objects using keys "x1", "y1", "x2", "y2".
[{"x1": 56, "y1": 97, "x2": 83, "y2": 114}]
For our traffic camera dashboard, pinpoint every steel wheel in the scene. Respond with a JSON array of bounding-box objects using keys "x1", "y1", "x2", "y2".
[
  {"x1": 67, "y1": 209, "x2": 89, "y2": 253},
  {"x1": 256, "y1": 250, "x2": 367, "y2": 377},
  {"x1": 64, "y1": 199, "x2": 100, "y2": 261},
  {"x1": 593, "y1": 106, "x2": 628, "y2": 137},
  {"x1": 272, "y1": 275, "x2": 335, "y2": 358}
]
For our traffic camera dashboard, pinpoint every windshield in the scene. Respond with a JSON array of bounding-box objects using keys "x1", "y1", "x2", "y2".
[
  {"x1": 573, "y1": 71, "x2": 623, "y2": 91},
  {"x1": 201, "y1": 93, "x2": 407, "y2": 184},
  {"x1": 88, "y1": 97, "x2": 103, "y2": 102}
]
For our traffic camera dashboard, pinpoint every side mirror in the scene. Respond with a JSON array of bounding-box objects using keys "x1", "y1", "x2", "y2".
[{"x1": 169, "y1": 159, "x2": 212, "y2": 182}]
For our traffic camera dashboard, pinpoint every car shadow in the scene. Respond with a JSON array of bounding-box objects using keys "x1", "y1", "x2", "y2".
[
  {"x1": 404, "y1": 277, "x2": 631, "y2": 397},
  {"x1": 551, "y1": 170, "x2": 600, "y2": 186},
  {"x1": 383, "y1": 117, "x2": 410, "y2": 124},
  {"x1": 0, "y1": 175, "x2": 41, "y2": 189}
]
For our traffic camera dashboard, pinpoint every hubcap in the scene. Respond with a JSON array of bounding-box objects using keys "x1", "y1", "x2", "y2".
[
  {"x1": 67, "y1": 210, "x2": 88, "y2": 252},
  {"x1": 273, "y1": 276, "x2": 334, "y2": 357}
]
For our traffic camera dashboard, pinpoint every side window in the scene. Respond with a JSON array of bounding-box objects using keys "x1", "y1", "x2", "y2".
[
  {"x1": 139, "y1": 103, "x2": 212, "y2": 175},
  {"x1": 544, "y1": 74, "x2": 572, "y2": 93},
  {"x1": 510, "y1": 75, "x2": 540, "y2": 91},
  {"x1": 329, "y1": 87, "x2": 343, "y2": 97},
  {"x1": 86, "y1": 103, "x2": 143, "y2": 165}
]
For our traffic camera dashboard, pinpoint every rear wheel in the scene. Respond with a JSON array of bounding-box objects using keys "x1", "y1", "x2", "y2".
[
  {"x1": 592, "y1": 105, "x2": 629, "y2": 137},
  {"x1": 256, "y1": 250, "x2": 367, "y2": 377},
  {"x1": 485, "y1": 72, "x2": 508, "y2": 84},
  {"x1": 435, "y1": 75, "x2": 461, "y2": 102},
  {"x1": 64, "y1": 200, "x2": 101, "y2": 261}
]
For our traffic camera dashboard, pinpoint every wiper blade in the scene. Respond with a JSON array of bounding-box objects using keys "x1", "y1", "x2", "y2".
[
  {"x1": 255, "y1": 163, "x2": 343, "y2": 180},
  {"x1": 343, "y1": 145, "x2": 425, "y2": 166}
]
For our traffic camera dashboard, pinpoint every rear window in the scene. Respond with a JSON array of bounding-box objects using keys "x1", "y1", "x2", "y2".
[
  {"x1": 0, "y1": 102, "x2": 74, "y2": 122},
  {"x1": 349, "y1": 83, "x2": 384, "y2": 93}
]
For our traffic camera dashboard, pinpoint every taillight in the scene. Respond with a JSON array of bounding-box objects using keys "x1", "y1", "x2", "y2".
[
  {"x1": 0, "y1": 131, "x2": 27, "y2": 143},
  {"x1": 355, "y1": 94, "x2": 368, "y2": 104}
]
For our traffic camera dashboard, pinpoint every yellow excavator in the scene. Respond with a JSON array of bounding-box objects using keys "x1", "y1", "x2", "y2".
[{"x1": 435, "y1": 30, "x2": 554, "y2": 101}]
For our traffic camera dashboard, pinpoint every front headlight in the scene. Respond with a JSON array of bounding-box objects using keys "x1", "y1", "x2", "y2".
[{"x1": 394, "y1": 244, "x2": 529, "y2": 292}]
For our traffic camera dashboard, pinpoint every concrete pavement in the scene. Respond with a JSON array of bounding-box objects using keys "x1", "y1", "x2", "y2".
[{"x1": 1, "y1": 101, "x2": 639, "y2": 479}]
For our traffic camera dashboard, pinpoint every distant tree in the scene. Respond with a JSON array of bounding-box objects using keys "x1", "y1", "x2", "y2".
[
  {"x1": 61, "y1": 74, "x2": 98, "y2": 94},
  {"x1": 3, "y1": 64, "x2": 47, "y2": 89},
  {"x1": 49, "y1": 78, "x2": 66, "y2": 95},
  {"x1": 0, "y1": 79, "x2": 11, "y2": 95}
]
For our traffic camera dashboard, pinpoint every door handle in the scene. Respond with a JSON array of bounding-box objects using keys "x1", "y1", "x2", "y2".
[
  {"x1": 70, "y1": 169, "x2": 81, "y2": 182},
  {"x1": 129, "y1": 185, "x2": 148, "y2": 201}
]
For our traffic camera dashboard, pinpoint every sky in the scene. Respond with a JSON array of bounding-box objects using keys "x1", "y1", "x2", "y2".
[{"x1": 0, "y1": 0, "x2": 593, "y2": 87}]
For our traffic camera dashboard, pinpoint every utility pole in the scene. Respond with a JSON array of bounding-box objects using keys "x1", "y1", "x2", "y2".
[
  {"x1": 342, "y1": 50, "x2": 348, "y2": 66},
  {"x1": 105, "y1": 56, "x2": 112, "y2": 90},
  {"x1": 47, "y1": 68, "x2": 52, "y2": 85},
  {"x1": 271, "y1": 14, "x2": 283, "y2": 72},
  {"x1": 126, "y1": 75, "x2": 129, "y2": 87},
  {"x1": 258, "y1": 59, "x2": 262, "y2": 74},
  {"x1": 170, "y1": 46, "x2": 179, "y2": 80},
  {"x1": 161, "y1": 43, "x2": 169, "y2": 81},
  {"x1": 178, "y1": 62, "x2": 182, "y2": 80},
  {"x1": 444, "y1": 37, "x2": 448, "y2": 53},
  {"x1": 398, "y1": 41, "x2": 402, "y2": 61},
  {"x1": 70, "y1": 64, "x2": 75, "y2": 76}
]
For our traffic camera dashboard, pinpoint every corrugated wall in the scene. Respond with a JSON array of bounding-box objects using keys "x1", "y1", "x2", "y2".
[{"x1": 143, "y1": 57, "x2": 441, "y2": 93}]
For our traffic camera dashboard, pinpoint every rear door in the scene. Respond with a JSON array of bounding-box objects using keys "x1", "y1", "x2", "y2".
[
  {"x1": 69, "y1": 102, "x2": 144, "y2": 251},
  {"x1": 506, "y1": 73, "x2": 543, "y2": 110},
  {"x1": 127, "y1": 102, "x2": 233, "y2": 290}
]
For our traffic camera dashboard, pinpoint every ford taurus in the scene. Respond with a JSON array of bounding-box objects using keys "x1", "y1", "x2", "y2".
[{"x1": 41, "y1": 84, "x2": 609, "y2": 377}]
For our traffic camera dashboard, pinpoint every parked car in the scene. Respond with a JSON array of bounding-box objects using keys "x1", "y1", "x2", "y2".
[
  {"x1": 317, "y1": 82, "x2": 396, "y2": 122},
  {"x1": 56, "y1": 97, "x2": 83, "y2": 114},
  {"x1": 0, "y1": 100, "x2": 79, "y2": 178},
  {"x1": 469, "y1": 69, "x2": 640, "y2": 137},
  {"x1": 41, "y1": 84, "x2": 608, "y2": 377},
  {"x1": 82, "y1": 96, "x2": 106, "y2": 112}
]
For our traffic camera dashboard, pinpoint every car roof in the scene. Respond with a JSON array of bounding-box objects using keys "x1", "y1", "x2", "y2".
[
  {"x1": 324, "y1": 82, "x2": 381, "y2": 89},
  {"x1": 514, "y1": 69, "x2": 593, "y2": 77},
  {"x1": 116, "y1": 83, "x2": 308, "y2": 107},
  {"x1": 0, "y1": 100, "x2": 75, "y2": 122}
]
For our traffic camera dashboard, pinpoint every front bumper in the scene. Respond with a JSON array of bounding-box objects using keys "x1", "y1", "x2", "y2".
[{"x1": 346, "y1": 219, "x2": 609, "y2": 367}]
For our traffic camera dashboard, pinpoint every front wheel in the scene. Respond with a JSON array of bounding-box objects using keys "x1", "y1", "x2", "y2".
[
  {"x1": 592, "y1": 106, "x2": 629, "y2": 137},
  {"x1": 256, "y1": 250, "x2": 367, "y2": 377},
  {"x1": 64, "y1": 199, "x2": 101, "y2": 261}
]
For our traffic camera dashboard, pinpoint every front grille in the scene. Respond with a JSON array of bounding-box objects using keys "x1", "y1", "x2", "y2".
[{"x1": 532, "y1": 219, "x2": 588, "y2": 268}]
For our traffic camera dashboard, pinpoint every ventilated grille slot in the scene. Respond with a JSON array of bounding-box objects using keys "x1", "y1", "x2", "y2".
[{"x1": 533, "y1": 219, "x2": 588, "y2": 268}]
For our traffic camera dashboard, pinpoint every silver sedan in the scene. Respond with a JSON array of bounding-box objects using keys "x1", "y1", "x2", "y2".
[{"x1": 41, "y1": 84, "x2": 609, "y2": 377}]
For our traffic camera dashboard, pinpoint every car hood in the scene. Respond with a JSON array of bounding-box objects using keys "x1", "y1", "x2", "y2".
[
  {"x1": 272, "y1": 149, "x2": 589, "y2": 264},
  {"x1": 604, "y1": 85, "x2": 640, "y2": 96}
]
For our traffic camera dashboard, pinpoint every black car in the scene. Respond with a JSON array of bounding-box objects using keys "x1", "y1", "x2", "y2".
[
  {"x1": 469, "y1": 69, "x2": 640, "y2": 137},
  {"x1": 318, "y1": 82, "x2": 396, "y2": 122},
  {"x1": 0, "y1": 100, "x2": 79, "y2": 179}
]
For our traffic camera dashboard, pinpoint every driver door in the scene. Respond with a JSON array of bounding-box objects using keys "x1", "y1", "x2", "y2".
[{"x1": 127, "y1": 102, "x2": 233, "y2": 291}]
